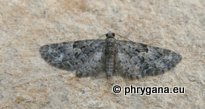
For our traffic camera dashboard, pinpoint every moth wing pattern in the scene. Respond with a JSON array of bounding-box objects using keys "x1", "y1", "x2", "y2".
[
  {"x1": 116, "y1": 41, "x2": 182, "y2": 79},
  {"x1": 40, "y1": 40, "x2": 106, "y2": 77}
]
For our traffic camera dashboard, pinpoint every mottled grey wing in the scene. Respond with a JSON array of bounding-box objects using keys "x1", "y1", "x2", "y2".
[
  {"x1": 116, "y1": 41, "x2": 182, "y2": 79},
  {"x1": 40, "y1": 40, "x2": 105, "y2": 77}
]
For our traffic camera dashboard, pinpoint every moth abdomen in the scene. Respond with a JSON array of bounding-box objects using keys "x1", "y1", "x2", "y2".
[{"x1": 105, "y1": 55, "x2": 115, "y2": 77}]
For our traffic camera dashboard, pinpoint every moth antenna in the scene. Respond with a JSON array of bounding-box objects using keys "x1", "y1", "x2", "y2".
[
  {"x1": 97, "y1": 33, "x2": 107, "y2": 39},
  {"x1": 115, "y1": 33, "x2": 132, "y2": 41}
]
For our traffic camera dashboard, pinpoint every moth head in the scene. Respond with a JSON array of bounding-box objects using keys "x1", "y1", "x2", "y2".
[{"x1": 106, "y1": 32, "x2": 115, "y2": 38}]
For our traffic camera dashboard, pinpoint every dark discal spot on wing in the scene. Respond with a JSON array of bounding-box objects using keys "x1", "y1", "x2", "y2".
[{"x1": 117, "y1": 41, "x2": 148, "y2": 55}]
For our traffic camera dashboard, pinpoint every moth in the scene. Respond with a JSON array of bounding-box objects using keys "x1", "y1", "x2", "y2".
[{"x1": 40, "y1": 32, "x2": 182, "y2": 79}]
